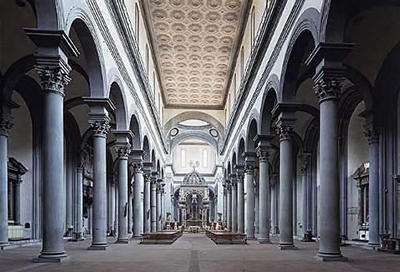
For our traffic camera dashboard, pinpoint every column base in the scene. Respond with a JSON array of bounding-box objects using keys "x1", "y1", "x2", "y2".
[
  {"x1": 115, "y1": 238, "x2": 130, "y2": 244},
  {"x1": 315, "y1": 253, "x2": 348, "y2": 262},
  {"x1": 0, "y1": 242, "x2": 10, "y2": 249},
  {"x1": 258, "y1": 238, "x2": 271, "y2": 244},
  {"x1": 88, "y1": 244, "x2": 108, "y2": 250},
  {"x1": 34, "y1": 253, "x2": 70, "y2": 263},
  {"x1": 278, "y1": 244, "x2": 297, "y2": 250}
]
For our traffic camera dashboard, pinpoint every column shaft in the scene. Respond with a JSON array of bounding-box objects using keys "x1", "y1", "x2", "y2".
[
  {"x1": 39, "y1": 86, "x2": 68, "y2": 259},
  {"x1": 128, "y1": 189, "x2": 133, "y2": 234},
  {"x1": 73, "y1": 168, "x2": 84, "y2": 240},
  {"x1": 244, "y1": 172, "x2": 255, "y2": 238},
  {"x1": 227, "y1": 187, "x2": 232, "y2": 231},
  {"x1": 258, "y1": 159, "x2": 270, "y2": 243},
  {"x1": 278, "y1": 130, "x2": 295, "y2": 249},
  {"x1": 237, "y1": 177, "x2": 244, "y2": 233},
  {"x1": 318, "y1": 97, "x2": 343, "y2": 259},
  {"x1": 133, "y1": 168, "x2": 144, "y2": 237},
  {"x1": 231, "y1": 184, "x2": 237, "y2": 232},
  {"x1": 116, "y1": 150, "x2": 129, "y2": 244},
  {"x1": 366, "y1": 130, "x2": 379, "y2": 246},
  {"x1": 151, "y1": 179, "x2": 157, "y2": 232},
  {"x1": 157, "y1": 186, "x2": 161, "y2": 231},
  {"x1": 144, "y1": 176, "x2": 151, "y2": 233},
  {"x1": 0, "y1": 129, "x2": 10, "y2": 246}
]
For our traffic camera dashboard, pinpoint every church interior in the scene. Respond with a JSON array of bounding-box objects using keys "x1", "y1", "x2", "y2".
[{"x1": 1, "y1": 0, "x2": 400, "y2": 271}]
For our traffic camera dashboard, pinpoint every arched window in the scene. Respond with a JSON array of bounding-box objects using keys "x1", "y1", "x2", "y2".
[
  {"x1": 202, "y1": 149, "x2": 208, "y2": 168},
  {"x1": 181, "y1": 148, "x2": 186, "y2": 168}
]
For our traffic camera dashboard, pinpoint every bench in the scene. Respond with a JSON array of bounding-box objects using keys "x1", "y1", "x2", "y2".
[
  {"x1": 205, "y1": 230, "x2": 247, "y2": 245},
  {"x1": 140, "y1": 230, "x2": 183, "y2": 245}
]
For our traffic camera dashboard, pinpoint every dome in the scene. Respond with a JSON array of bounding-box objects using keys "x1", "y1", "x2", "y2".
[{"x1": 183, "y1": 170, "x2": 205, "y2": 185}]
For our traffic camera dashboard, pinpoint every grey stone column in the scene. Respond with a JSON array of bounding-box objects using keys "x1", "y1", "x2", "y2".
[
  {"x1": 244, "y1": 153, "x2": 255, "y2": 239},
  {"x1": 0, "y1": 111, "x2": 13, "y2": 247},
  {"x1": 25, "y1": 29, "x2": 79, "y2": 262},
  {"x1": 86, "y1": 98, "x2": 115, "y2": 250},
  {"x1": 271, "y1": 176, "x2": 279, "y2": 234},
  {"x1": 35, "y1": 63, "x2": 72, "y2": 261},
  {"x1": 114, "y1": 188, "x2": 119, "y2": 236},
  {"x1": 143, "y1": 162, "x2": 152, "y2": 233},
  {"x1": 128, "y1": 187, "x2": 133, "y2": 235},
  {"x1": 14, "y1": 179, "x2": 22, "y2": 226},
  {"x1": 227, "y1": 183, "x2": 232, "y2": 231},
  {"x1": 277, "y1": 116, "x2": 296, "y2": 249},
  {"x1": 300, "y1": 153, "x2": 312, "y2": 241},
  {"x1": 307, "y1": 43, "x2": 352, "y2": 261},
  {"x1": 254, "y1": 180, "x2": 259, "y2": 235},
  {"x1": 223, "y1": 186, "x2": 227, "y2": 225},
  {"x1": 150, "y1": 172, "x2": 157, "y2": 232},
  {"x1": 132, "y1": 152, "x2": 144, "y2": 238},
  {"x1": 115, "y1": 142, "x2": 131, "y2": 244},
  {"x1": 365, "y1": 126, "x2": 380, "y2": 247},
  {"x1": 156, "y1": 179, "x2": 162, "y2": 231},
  {"x1": 108, "y1": 180, "x2": 116, "y2": 236},
  {"x1": 72, "y1": 166, "x2": 84, "y2": 241},
  {"x1": 255, "y1": 135, "x2": 272, "y2": 244},
  {"x1": 231, "y1": 175, "x2": 238, "y2": 232},
  {"x1": 236, "y1": 166, "x2": 245, "y2": 234}
]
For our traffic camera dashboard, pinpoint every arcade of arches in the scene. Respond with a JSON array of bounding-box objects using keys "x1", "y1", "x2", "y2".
[{"x1": 1, "y1": 0, "x2": 400, "y2": 271}]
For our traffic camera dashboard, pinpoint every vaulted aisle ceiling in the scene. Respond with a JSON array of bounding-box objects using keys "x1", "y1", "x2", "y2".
[{"x1": 142, "y1": 0, "x2": 249, "y2": 109}]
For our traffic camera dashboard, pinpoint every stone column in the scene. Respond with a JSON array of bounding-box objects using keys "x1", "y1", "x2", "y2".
[
  {"x1": 150, "y1": 172, "x2": 157, "y2": 232},
  {"x1": 365, "y1": 126, "x2": 380, "y2": 247},
  {"x1": 0, "y1": 111, "x2": 13, "y2": 247},
  {"x1": 114, "y1": 185, "x2": 119, "y2": 236},
  {"x1": 35, "y1": 61, "x2": 72, "y2": 261},
  {"x1": 156, "y1": 179, "x2": 162, "y2": 231},
  {"x1": 255, "y1": 135, "x2": 273, "y2": 244},
  {"x1": 131, "y1": 150, "x2": 144, "y2": 238},
  {"x1": 227, "y1": 182, "x2": 232, "y2": 231},
  {"x1": 277, "y1": 116, "x2": 296, "y2": 249},
  {"x1": 244, "y1": 153, "x2": 255, "y2": 239},
  {"x1": 14, "y1": 179, "x2": 22, "y2": 226},
  {"x1": 271, "y1": 176, "x2": 279, "y2": 234},
  {"x1": 86, "y1": 98, "x2": 115, "y2": 250},
  {"x1": 114, "y1": 142, "x2": 131, "y2": 244},
  {"x1": 236, "y1": 165, "x2": 245, "y2": 234},
  {"x1": 300, "y1": 153, "x2": 312, "y2": 241},
  {"x1": 223, "y1": 186, "x2": 227, "y2": 226},
  {"x1": 307, "y1": 43, "x2": 352, "y2": 261},
  {"x1": 73, "y1": 166, "x2": 84, "y2": 241},
  {"x1": 143, "y1": 162, "x2": 152, "y2": 233},
  {"x1": 231, "y1": 174, "x2": 238, "y2": 232},
  {"x1": 254, "y1": 179, "x2": 259, "y2": 235},
  {"x1": 128, "y1": 187, "x2": 133, "y2": 235},
  {"x1": 25, "y1": 29, "x2": 79, "y2": 261}
]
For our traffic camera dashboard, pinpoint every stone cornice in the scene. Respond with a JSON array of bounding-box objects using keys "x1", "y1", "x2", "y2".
[
  {"x1": 221, "y1": 0, "x2": 305, "y2": 159},
  {"x1": 86, "y1": 0, "x2": 167, "y2": 156}
]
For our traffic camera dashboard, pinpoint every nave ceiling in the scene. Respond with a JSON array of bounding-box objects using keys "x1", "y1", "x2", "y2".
[{"x1": 142, "y1": 0, "x2": 249, "y2": 109}]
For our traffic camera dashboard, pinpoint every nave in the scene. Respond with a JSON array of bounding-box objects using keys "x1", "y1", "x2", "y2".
[{"x1": 0, "y1": 233, "x2": 399, "y2": 272}]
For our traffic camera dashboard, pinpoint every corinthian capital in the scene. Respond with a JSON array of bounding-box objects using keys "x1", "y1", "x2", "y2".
[
  {"x1": 256, "y1": 146, "x2": 270, "y2": 162},
  {"x1": 312, "y1": 68, "x2": 345, "y2": 102},
  {"x1": 89, "y1": 116, "x2": 111, "y2": 137},
  {"x1": 35, "y1": 65, "x2": 71, "y2": 96},
  {"x1": 276, "y1": 117, "x2": 295, "y2": 141},
  {"x1": 364, "y1": 127, "x2": 380, "y2": 145},
  {"x1": 0, "y1": 113, "x2": 13, "y2": 136},
  {"x1": 116, "y1": 144, "x2": 131, "y2": 159}
]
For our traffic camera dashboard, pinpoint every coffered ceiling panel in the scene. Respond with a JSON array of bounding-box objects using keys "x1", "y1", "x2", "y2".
[{"x1": 142, "y1": 0, "x2": 248, "y2": 108}]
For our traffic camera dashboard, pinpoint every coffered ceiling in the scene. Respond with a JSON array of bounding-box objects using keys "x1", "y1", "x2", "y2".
[{"x1": 142, "y1": 0, "x2": 249, "y2": 109}]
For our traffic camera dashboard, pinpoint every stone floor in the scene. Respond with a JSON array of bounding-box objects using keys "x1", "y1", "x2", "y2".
[{"x1": 0, "y1": 233, "x2": 399, "y2": 272}]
